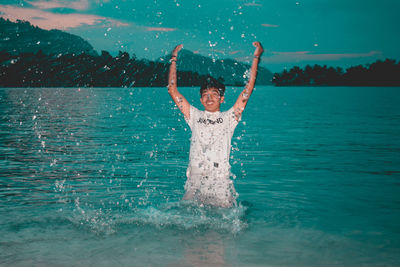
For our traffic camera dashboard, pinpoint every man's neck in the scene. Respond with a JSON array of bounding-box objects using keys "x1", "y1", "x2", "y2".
[{"x1": 205, "y1": 109, "x2": 220, "y2": 113}]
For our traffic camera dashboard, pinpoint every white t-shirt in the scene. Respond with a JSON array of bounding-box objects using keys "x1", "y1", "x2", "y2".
[{"x1": 185, "y1": 105, "x2": 239, "y2": 181}]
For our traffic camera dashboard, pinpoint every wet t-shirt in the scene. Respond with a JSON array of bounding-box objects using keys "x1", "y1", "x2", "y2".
[{"x1": 185, "y1": 105, "x2": 239, "y2": 176}]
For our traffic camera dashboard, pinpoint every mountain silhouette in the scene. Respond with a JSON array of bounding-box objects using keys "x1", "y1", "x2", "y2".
[
  {"x1": 0, "y1": 18, "x2": 274, "y2": 87},
  {"x1": 159, "y1": 49, "x2": 273, "y2": 85},
  {"x1": 0, "y1": 18, "x2": 97, "y2": 56}
]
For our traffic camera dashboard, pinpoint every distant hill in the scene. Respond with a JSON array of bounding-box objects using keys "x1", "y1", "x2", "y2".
[
  {"x1": 159, "y1": 49, "x2": 273, "y2": 85},
  {"x1": 0, "y1": 18, "x2": 97, "y2": 56}
]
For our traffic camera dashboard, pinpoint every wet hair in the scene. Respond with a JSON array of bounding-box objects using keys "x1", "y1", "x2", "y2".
[{"x1": 200, "y1": 76, "x2": 226, "y2": 97}]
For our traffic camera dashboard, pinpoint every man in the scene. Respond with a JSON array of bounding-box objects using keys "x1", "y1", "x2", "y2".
[{"x1": 167, "y1": 42, "x2": 264, "y2": 207}]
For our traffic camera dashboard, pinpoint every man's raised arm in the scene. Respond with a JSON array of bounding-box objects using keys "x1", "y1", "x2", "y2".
[
  {"x1": 168, "y1": 44, "x2": 190, "y2": 120},
  {"x1": 232, "y1": 42, "x2": 264, "y2": 121}
]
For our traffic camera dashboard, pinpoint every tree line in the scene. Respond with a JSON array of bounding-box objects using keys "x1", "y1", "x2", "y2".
[
  {"x1": 2, "y1": 48, "x2": 400, "y2": 88},
  {"x1": 272, "y1": 59, "x2": 400, "y2": 86},
  {"x1": 0, "y1": 50, "x2": 220, "y2": 87}
]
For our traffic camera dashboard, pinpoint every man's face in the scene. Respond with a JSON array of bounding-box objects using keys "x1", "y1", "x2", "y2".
[{"x1": 200, "y1": 88, "x2": 224, "y2": 112}]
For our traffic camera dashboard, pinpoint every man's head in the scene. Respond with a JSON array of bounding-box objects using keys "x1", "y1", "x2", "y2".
[
  {"x1": 200, "y1": 77, "x2": 225, "y2": 112},
  {"x1": 200, "y1": 77, "x2": 225, "y2": 97}
]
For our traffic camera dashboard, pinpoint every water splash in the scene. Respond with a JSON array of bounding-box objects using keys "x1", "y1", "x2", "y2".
[{"x1": 127, "y1": 201, "x2": 248, "y2": 234}]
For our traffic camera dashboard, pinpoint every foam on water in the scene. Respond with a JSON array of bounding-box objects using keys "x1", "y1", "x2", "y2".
[
  {"x1": 67, "y1": 194, "x2": 248, "y2": 235},
  {"x1": 128, "y1": 202, "x2": 248, "y2": 234}
]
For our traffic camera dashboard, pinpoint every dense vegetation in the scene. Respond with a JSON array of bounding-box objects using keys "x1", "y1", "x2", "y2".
[
  {"x1": 0, "y1": 50, "x2": 218, "y2": 87},
  {"x1": 273, "y1": 59, "x2": 400, "y2": 86}
]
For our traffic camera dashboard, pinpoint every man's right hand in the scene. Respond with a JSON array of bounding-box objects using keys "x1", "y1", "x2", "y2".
[{"x1": 172, "y1": 44, "x2": 183, "y2": 58}]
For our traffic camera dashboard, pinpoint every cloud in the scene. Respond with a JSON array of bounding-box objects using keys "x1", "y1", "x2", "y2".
[
  {"x1": 27, "y1": 0, "x2": 90, "y2": 11},
  {"x1": 233, "y1": 51, "x2": 383, "y2": 65},
  {"x1": 145, "y1": 27, "x2": 176, "y2": 32},
  {"x1": 229, "y1": 50, "x2": 241, "y2": 55},
  {"x1": 273, "y1": 51, "x2": 309, "y2": 56},
  {"x1": 243, "y1": 3, "x2": 262, "y2": 7},
  {"x1": 0, "y1": 4, "x2": 129, "y2": 30},
  {"x1": 268, "y1": 50, "x2": 383, "y2": 63},
  {"x1": 261, "y1": 24, "x2": 279, "y2": 28}
]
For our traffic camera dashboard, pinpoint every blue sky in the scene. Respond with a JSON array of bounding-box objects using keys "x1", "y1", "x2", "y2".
[{"x1": 1, "y1": 0, "x2": 399, "y2": 72}]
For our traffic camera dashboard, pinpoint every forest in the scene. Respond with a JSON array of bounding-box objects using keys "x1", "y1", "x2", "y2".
[
  {"x1": 0, "y1": 50, "x2": 220, "y2": 88},
  {"x1": 272, "y1": 59, "x2": 400, "y2": 86}
]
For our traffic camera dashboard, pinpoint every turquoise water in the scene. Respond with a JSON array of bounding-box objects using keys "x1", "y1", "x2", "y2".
[{"x1": 1, "y1": 86, "x2": 400, "y2": 266}]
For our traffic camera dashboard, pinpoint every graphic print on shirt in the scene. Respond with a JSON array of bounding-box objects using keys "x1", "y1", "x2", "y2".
[{"x1": 197, "y1": 117, "x2": 224, "y2": 125}]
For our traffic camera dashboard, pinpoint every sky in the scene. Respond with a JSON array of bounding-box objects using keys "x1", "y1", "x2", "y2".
[{"x1": 1, "y1": 0, "x2": 399, "y2": 72}]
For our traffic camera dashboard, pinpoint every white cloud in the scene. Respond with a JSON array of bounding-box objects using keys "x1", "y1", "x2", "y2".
[
  {"x1": 244, "y1": 3, "x2": 262, "y2": 7},
  {"x1": 261, "y1": 24, "x2": 279, "y2": 28},
  {"x1": 0, "y1": 4, "x2": 129, "y2": 30},
  {"x1": 27, "y1": 0, "x2": 90, "y2": 11},
  {"x1": 145, "y1": 27, "x2": 176, "y2": 32},
  {"x1": 267, "y1": 51, "x2": 383, "y2": 63}
]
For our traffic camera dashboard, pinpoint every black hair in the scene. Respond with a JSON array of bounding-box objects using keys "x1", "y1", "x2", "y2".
[{"x1": 200, "y1": 76, "x2": 226, "y2": 97}]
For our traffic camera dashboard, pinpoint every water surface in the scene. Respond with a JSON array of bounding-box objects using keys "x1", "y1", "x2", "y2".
[{"x1": 1, "y1": 86, "x2": 400, "y2": 266}]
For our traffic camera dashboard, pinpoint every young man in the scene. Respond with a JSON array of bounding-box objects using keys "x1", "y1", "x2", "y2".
[{"x1": 168, "y1": 42, "x2": 264, "y2": 208}]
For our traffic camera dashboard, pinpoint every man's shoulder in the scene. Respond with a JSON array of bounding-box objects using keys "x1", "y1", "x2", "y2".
[
  {"x1": 221, "y1": 107, "x2": 235, "y2": 118},
  {"x1": 190, "y1": 105, "x2": 201, "y2": 116},
  {"x1": 221, "y1": 107, "x2": 234, "y2": 114}
]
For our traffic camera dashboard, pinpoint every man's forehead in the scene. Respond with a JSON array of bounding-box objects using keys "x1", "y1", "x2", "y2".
[{"x1": 202, "y1": 88, "x2": 220, "y2": 94}]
